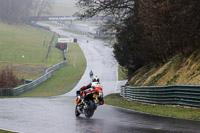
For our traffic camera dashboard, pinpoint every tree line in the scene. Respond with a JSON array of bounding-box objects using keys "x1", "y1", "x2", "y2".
[
  {"x1": 76, "y1": 0, "x2": 200, "y2": 78},
  {"x1": 0, "y1": 0, "x2": 53, "y2": 24}
]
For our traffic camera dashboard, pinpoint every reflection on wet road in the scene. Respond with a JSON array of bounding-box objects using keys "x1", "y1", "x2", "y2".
[
  {"x1": 79, "y1": 103, "x2": 200, "y2": 133},
  {"x1": 1, "y1": 94, "x2": 200, "y2": 133},
  {"x1": 1, "y1": 24, "x2": 200, "y2": 133}
]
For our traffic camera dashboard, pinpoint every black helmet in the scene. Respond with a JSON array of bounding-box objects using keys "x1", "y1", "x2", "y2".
[{"x1": 92, "y1": 76, "x2": 99, "y2": 82}]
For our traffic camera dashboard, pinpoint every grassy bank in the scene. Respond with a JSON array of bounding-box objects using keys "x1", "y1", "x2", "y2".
[
  {"x1": 104, "y1": 93, "x2": 200, "y2": 120},
  {"x1": 0, "y1": 22, "x2": 61, "y2": 65},
  {"x1": 0, "y1": 21, "x2": 86, "y2": 97},
  {"x1": 0, "y1": 129, "x2": 15, "y2": 133},
  {"x1": 118, "y1": 65, "x2": 127, "y2": 81},
  {"x1": 0, "y1": 22, "x2": 63, "y2": 80},
  {"x1": 128, "y1": 51, "x2": 200, "y2": 86},
  {"x1": 18, "y1": 42, "x2": 86, "y2": 97}
]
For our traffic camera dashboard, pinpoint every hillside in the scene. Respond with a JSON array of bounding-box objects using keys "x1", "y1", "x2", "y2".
[
  {"x1": 127, "y1": 50, "x2": 200, "y2": 86},
  {"x1": 0, "y1": 22, "x2": 63, "y2": 80},
  {"x1": 0, "y1": 22, "x2": 86, "y2": 96}
]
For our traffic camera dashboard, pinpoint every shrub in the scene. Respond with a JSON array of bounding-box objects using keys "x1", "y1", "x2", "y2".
[{"x1": 0, "y1": 67, "x2": 23, "y2": 88}]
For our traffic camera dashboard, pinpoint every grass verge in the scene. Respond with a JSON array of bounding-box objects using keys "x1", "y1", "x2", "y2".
[
  {"x1": 0, "y1": 129, "x2": 15, "y2": 133},
  {"x1": 104, "y1": 93, "x2": 200, "y2": 120},
  {"x1": 0, "y1": 22, "x2": 65, "y2": 80},
  {"x1": 118, "y1": 65, "x2": 127, "y2": 81},
  {"x1": 0, "y1": 22, "x2": 62, "y2": 65},
  {"x1": 17, "y1": 42, "x2": 86, "y2": 97}
]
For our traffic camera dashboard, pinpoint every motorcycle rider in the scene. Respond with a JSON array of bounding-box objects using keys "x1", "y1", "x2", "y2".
[
  {"x1": 89, "y1": 70, "x2": 93, "y2": 78},
  {"x1": 76, "y1": 76, "x2": 104, "y2": 106}
]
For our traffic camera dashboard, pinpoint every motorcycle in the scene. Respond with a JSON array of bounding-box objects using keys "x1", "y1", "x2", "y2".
[{"x1": 75, "y1": 86, "x2": 103, "y2": 118}]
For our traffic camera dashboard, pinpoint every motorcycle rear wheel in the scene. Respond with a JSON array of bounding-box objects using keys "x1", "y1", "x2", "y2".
[{"x1": 84, "y1": 100, "x2": 95, "y2": 118}]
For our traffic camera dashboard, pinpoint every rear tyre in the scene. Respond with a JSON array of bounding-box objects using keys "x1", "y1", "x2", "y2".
[{"x1": 84, "y1": 100, "x2": 95, "y2": 118}]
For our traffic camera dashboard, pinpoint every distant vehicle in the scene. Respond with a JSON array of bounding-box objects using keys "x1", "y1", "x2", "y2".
[{"x1": 89, "y1": 70, "x2": 93, "y2": 78}]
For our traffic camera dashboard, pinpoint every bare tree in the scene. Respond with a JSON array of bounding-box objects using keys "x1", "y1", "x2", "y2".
[
  {"x1": 77, "y1": 0, "x2": 200, "y2": 78},
  {"x1": 32, "y1": 0, "x2": 54, "y2": 23},
  {"x1": 0, "y1": 0, "x2": 33, "y2": 24},
  {"x1": 0, "y1": 0, "x2": 54, "y2": 24},
  {"x1": 76, "y1": 0, "x2": 134, "y2": 29}
]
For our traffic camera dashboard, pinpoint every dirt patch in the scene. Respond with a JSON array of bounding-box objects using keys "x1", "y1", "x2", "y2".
[{"x1": 0, "y1": 62, "x2": 50, "y2": 80}]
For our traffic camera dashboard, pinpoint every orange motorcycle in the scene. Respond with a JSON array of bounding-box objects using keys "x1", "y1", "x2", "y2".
[{"x1": 75, "y1": 87, "x2": 103, "y2": 118}]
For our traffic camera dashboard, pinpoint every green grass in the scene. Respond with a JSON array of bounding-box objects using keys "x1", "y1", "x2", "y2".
[
  {"x1": 118, "y1": 66, "x2": 127, "y2": 81},
  {"x1": 104, "y1": 93, "x2": 200, "y2": 120},
  {"x1": 148, "y1": 61, "x2": 173, "y2": 86},
  {"x1": 0, "y1": 22, "x2": 65, "y2": 80},
  {"x1": 0, "y1": 22, "x2": 86, "y2": 97},
  {"x1": 0, "y1": 22, "x2": 62, "y2": 65},
  {"x1": 166, "y1": 73, "x2": 181, "y2": 85},
  {"x1": 18, "y1": 42, "x2": 86, "y2": 97},
  {"x1": 0, "y1": 129, "x2": 15, "y2": 133}
]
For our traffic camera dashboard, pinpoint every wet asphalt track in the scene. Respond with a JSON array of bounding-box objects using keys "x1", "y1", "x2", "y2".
[{"x1": 0, "y1": 24, "x2": 200, "y2": 133}]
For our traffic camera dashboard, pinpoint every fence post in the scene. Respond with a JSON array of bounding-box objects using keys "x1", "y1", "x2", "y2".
[{"x1": 52, "y1": 70, "x2": 54, "y2": 76}]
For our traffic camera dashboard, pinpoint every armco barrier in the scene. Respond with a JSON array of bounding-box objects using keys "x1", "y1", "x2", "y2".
[
  {"x1": 0, "y1": 61, "x2": 67, "y2": 96},
  {"x1": 120, "y1": 85, "x2": 200, "y2": 107},
  {"x1": 0, "y1": 88, "x2": 13, "y2": 96}
]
